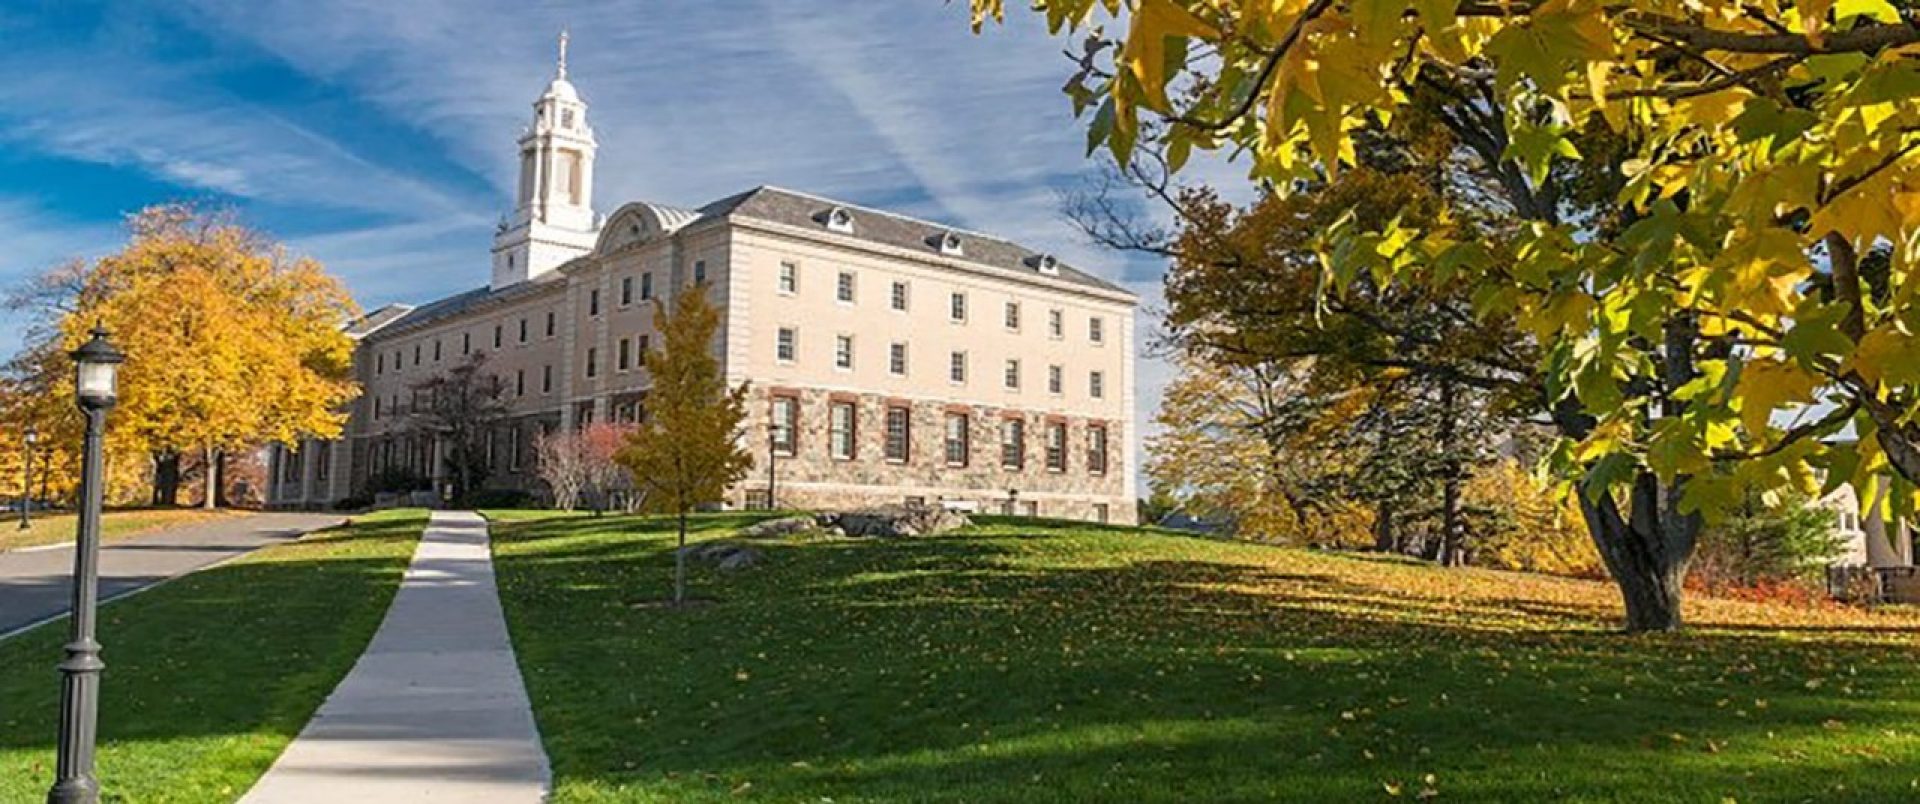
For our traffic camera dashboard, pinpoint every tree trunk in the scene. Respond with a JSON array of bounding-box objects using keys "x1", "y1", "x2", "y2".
[
  {"x1": 1576, "y1": 472, "x2": 1698, "y2": 632},
  {"x1": 1372, "y1": 504, "x2": 1397, "y2": 553},
  {"x1": 1436, "y1": 381, "x2": 1466, "y2": 568},
  {"x1": 674, "y1": 508, "x2": 688, "y2": 606},
  {"x1": 151, "y1": 451, "x2": 180, "y2": 507},
  {"x1": 203, "y1": 445, "x2": 220, "y2": 509},
  {"x1": 215, "y1": 451, "x2": 232, "y2": 508}
]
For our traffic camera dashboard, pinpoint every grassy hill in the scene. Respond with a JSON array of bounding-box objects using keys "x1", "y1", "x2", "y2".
[{"x1": 488, "y1": 511, "x2": 1920, "y2": 803}]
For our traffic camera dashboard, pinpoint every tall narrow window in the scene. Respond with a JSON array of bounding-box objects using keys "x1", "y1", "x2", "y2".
[
  {"x1": 621, "y1": 275, "x2": 634, "y2": 306},
  {"x1": 586, "y1": 347, "x2": 598, "y2": 378},
  {"x1": 1004, "y1": 359, "x2": 1021, "y2": 390},
  {"x1": 589, "y1": 289, "x2": 601, "y2": 317},
  {"x1": 891, "y1": 280, "x2": 909, "y2": 311},
  {"x1": 694, "y1": 260, "x2": 708, "y2": 285},
  {"x1": 777, "y1": 328, "x2": 797, "y2": 363},
  {"x1": 1004, "y1": 301, "x2": 1021, "y2": 331},
  {"x1": 1046, "y1": 421, "x2": 1067, "y2": 472},
  {"x1": 516, "y1": 370, "x2": 525, "y2": 397},
  {"x1": 433, "y1": 339, "x2": 442, "y2": 362},
  {"x1": 884, "y1": 406, "x2": 911, "y2": 463},
  {"x1": 508, "y1": 426, "x2": 522, "y2": 472},
  {"x1": 641, "y1": 272, "x2": 654, "y2": 300},
  {"x1": 1001, "y1": 418, "x2": 1025, "y2": 470},
  {"x1": 377, "y1": 353, "x2": 385, "y2": 375},
  {"x1": 944, "y1": 413, "x2": 970, "y2": 467},
  {"x1": 771, "y1": 396, "x2": 798, "y2": 456},
  {"x1": 836, "y1": 271, "x2": 856, "y2": 303},
  {"x1": 778, "y1": 261, "x2": 798, "y2": 294},
  {"x1": 1048, "y1": 309, "x2": 1064, "y2": 338},
  {"x1": 618, "y1": 337, "x2": 632, "y2": 371},
  {"x1": 1089, "y1": 424, "x2": 1109, "y2": 475},
  {"x1": 546, "y1": 311, "x2": 557, "y2": 337},
  {"x1": 413, "y1": 344, "x2": 422, "y2": 365},
  {"x1": 950, "y1": 291, "x2": 967, "y2": 322},
  {"x1": 829, "y1": 401, "x2": 856, "y2": 460},
  {"x1": 494, "y1": 324, "x2": 503, "y2": 349},
  {"x1": 949, "y1": 351, "x2": 967, "y2": 384},
  {"x1": 1048, "y1": 364, "x2": 1063, "y2": 395},
  {"x1": 889, "y1": 342, "x2": 908, "y2": 376},
  {"x1": 519, "y1": 318, "x2": 529, "y2": 343},
  {"x1": 1090, "y1": 316, "x2": 1105, "y2": 344},
  {"x1": 835, "y1": 335, "x2": 854, "y2": 370},
  {"x1": 462, "y1": 332, "x2": 471, "y2": 355},
  {"x1": 542, "y1": 365, "x2": 554, "y2": 393},
  {"x1": 1090, "y1": 370, "x2": 1106, "y2": 399}
]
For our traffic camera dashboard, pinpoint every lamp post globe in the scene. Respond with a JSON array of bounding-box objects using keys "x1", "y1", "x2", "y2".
[{"x1": 48, "y1": 325, "x2": 122, "y2": 804}]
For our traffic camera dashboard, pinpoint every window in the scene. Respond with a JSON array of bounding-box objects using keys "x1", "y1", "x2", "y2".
[
  {"x1": 515, "y1": 369, "x2": 525, "y2": 397},
  {"x1": 889, "y1": 342, "x2": 908, "y2": 376},
  {"x1": 641, "y1": 272, "x2": 654, "y2": 300},
  {"x1": 546, "y1": 311, "x2": 557, "y2": 337},
  {"x1": 1089, "y1": 424, "x2": 1109, "y2": 475},
  {"x1": 949, "y1": 351, "x2": 967, "y2": 384},
  {"x1": 837, "y1": 271, "x2": 856, "y2": 303},
  {"x1": 1004, "y1": 359, "x2": 1021, "y2": 390},
  {"x1": 589, "y1": 290, "x2": 601, "y2": 317},
  {"x1": 1048, "y1": 365, "x2": 1063, "y2": 395},
  {"x1": 1093, "y1": 503, "x2": 1110, "y2": 524},
  {"x1": 433, "y1": 339, "x2": 442, "y2": 362},
  {"x1": 638, "y1": 335, "x2": 651, "y2": 360},
  {"x1": 621, "y1": 275, "x2": 634, "y2": 306},
  {"x1": 462, "y1": 332, "x2": 471, "y2": 355},
  {"x1": 413, "y1": 344, "x2": 422, "y2": 365},
  {"x1": 373, "y1": 396, "x2": 383, "y2": 418},
  {"x1": 1046, "y1": 421, "x2": 1067, "y2": 472},
  {"x1": 694, "y1": 260, "x2": 708, "y2": 285},
  {"x1": 1090, "y1": 316, "x2": 1105, "y2": 344},
  {"x1": 494, "y1": 324, "x2": 503, "y2": 349},
  {"x1": 586, "y1": 347, "x2": 598, "y2": 378},
  {"x1": 950, "y1": 291, "x2": 967, "y2": 322},
  {"x1": 561, "y1": 108, "x2": 575, "y2": 128},
  {"x1": 1090, "y1": 370, "x2": 1106, "y2": 399},
  {"x1": 890, "y1": 280, "x2": 909, "y2": 311},
  {"x1": 542, "y1": 365, "x2": 554, "y2": 394},
  {"x1": 884, "y1": 406, "x2": 911, "y2": 462},
  {"x1": 519, "y1": 318, "x2": 529, "y2": 343},
  {"x1": 771, "y1": 397, "x2": 798, "y2": 456},
  {"x1": 945, "y1": 413, "x2": 970, "y2": 467},
  {"x1": 1001, "y1": 418, "x2": 1025, "y2": 470},
  {"x1": 835, "y1": 335, "x2": 855, "y2": 370},
  {"x1": 1048, "y1": 309, "x2": 1064, "y2": 338},
  {"x1": 394, "y1": 350, "x2": 402, "y2": 371},
  {"x1": 508, "y1": 426, "x2": 522, "y2": 472},
  {"x1": 778, "y1": 261, "x2": 798, "y2": 294},
  {"x1": 829, "y1": 401, "x2": 856, "y2": 460},
  {"x1": 618, "y1": 337, "x2": 632, "y2": 371},
  {"x1": 1004, "y1": 301, "x2": 1021, "y2": 331},
  {"x1": 376, "y1": 353, "x2": 385, "y2": 375},
  {"x1": 777, "y1": 328, "x2": 797, "y2": 363}
]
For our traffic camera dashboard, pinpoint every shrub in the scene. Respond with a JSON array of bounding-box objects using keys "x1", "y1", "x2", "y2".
[
  {"x1": 466, "y1": 489, "x2": 537, "y2": 509},
  {"x1": 1691, "y1": 487, "x2": 1844, "y2": 590},
  {"x1": 364, "y1": 467, "x2": 429, "y2": 495},
  {"x1": 331, "y1": 494, "x2": 373, "y2": 512}
]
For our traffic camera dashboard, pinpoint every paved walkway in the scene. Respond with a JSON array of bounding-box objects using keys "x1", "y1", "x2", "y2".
[
  {"x1": 242, "y1": 511, "x2": 550, "y2": 803},
  {"x1": 0, "y1": 511, "x2": 343, "y2": 637}
]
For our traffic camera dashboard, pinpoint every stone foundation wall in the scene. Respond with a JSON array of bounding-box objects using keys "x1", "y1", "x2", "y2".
[{"x1": 736, "y1": 386, "x2": 1134, "y2": 524}]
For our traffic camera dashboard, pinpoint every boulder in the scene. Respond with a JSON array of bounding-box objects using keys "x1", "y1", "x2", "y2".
[
  {"x1": 737, "y1": 515, "x2": 818, "y2": 539},
  {"x1": 822, "y1": 504, "x2": 970, "y2": 538},
  {"x1": 678, "y1": 540, "x2": 765, "y2": 571}
]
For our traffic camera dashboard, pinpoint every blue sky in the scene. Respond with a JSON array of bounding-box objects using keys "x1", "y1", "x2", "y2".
[{"x1": 0, "y1": 0, "x2": 1233, "y2": 490}]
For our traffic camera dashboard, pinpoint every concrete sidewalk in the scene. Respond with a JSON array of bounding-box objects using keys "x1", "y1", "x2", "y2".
[
  {"x1": 0, "y1": 512, "x2": 342, "y2": 638},
  {"x1": 241, "y1": 511, "x2": 550, "y2": 803}
]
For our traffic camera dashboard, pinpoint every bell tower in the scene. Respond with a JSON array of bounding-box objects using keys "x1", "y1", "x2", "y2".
[{"x1": 492, "y1": 30, "x2": 600, "y2": 290}]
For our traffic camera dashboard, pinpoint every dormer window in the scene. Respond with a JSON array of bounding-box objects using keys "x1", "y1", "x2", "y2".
[
  {"x1": 826, "y1": 207, "x2": 855, "y2": 234},
  {"x1": 937, "y1": 231, "x2": 964, "y2": 256},
  {"x1": 1032, "y1": 253, "x2": 1060, "y2": 275},
  {"x1": 561, "y1": 109, "x2": 575, "y2": 129}
]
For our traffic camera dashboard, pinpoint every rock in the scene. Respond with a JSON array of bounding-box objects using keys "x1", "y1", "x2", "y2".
[
  {"x1": 737, "y1": 515, "x2": 818, "y2": 539},
  {"x1": 822, "y1": 504, "x2": 970, "y2": 538},
  {"x1": 677, "y1": 540, "x2": 764, "y2": 571},
  {"x1": 716, "y1": 549, "x2": 762, "y2": 571}
]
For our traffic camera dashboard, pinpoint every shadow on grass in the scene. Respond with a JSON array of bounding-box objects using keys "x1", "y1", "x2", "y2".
[{"x1": 488, "y1": 514, "x2": 1920, "y2": 803}]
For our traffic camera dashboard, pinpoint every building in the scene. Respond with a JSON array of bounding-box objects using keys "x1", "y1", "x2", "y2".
[{"x1": 266, "y1": 40, "x2": 1138, "y2": 523}]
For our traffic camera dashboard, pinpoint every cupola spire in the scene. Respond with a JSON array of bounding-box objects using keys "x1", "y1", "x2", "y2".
[{"x1": 556, "y1": 28, "x2": 569, "y2": 80}]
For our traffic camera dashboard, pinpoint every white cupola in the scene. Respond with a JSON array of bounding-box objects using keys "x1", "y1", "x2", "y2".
[{"x1": 492, "y1": 30, "x2": 601, "y2": 290}]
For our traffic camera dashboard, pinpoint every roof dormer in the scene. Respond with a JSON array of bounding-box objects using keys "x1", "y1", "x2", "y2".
[
  {"x1": 824, "y1": 206, "x2": 855, "y2": 234},
  {"x1": 932, "y1": 231, "x2": 964, "y2": 256}
]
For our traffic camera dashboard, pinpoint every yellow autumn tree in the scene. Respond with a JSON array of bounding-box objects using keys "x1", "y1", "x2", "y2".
[{"x1": 8, "y1": 205, "x2": 359, "y2": 507}]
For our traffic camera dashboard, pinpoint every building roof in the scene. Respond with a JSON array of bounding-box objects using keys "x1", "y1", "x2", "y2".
[
  {"x1": 701, "y1": 186, "x2": 1130, "y2": 296},
  {"x1": 362, "y1": 185, "x2": 1132, "y2": 343}
]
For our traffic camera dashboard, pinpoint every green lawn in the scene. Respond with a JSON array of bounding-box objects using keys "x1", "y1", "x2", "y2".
[
  {"x1": 0, "y1": 507, "x2": 243, "y2": 553},
  {"x1": 489, "y1": 510, "x2": 1920, "y2": 803},
  {"x1": 0, "y1": 509, "x2": 425, "y2": 802}
]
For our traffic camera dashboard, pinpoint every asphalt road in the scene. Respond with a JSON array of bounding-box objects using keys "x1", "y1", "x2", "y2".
[{"x1": 0, "y1": 511, "x2": 344, "y2": 638}]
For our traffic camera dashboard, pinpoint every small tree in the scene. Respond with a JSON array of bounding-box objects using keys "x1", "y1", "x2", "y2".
[
  {"x1": 407, "y1": 352, "x2": 510, "y2": 505},
  {"x1": 533, "y1": 428, "x2": 588, "y2": 511},
  {"x1": 1693, "y1": 488, "x2": 1846, "y2": 589},
  {"x1": 616, "y1": 289, "x2": 751, "y2": 605},
  {"x1": 536, "y1": 422, "x2": 635, "y2": 513}
]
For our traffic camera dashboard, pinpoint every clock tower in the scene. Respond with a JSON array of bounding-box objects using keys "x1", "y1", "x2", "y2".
[{"x1": 492, "y1": 31, "x2": 600, "y2": 290}]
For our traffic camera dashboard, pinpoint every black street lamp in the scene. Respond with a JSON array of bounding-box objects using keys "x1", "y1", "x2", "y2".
[
  {"x1": 48, "y1": 325, "x2": 121, "y2": 804},
  {"x1": 18, "y1": 426, "x2": 36, "y2": 530},
  {"x1": 766, "y1": 405, "x2": 780, "y2": 511}
]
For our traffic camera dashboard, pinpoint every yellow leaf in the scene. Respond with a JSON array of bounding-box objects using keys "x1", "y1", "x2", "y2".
[
  {"x1": 1733, "y1": 359, "x2": 1820, "y2": 437},
  {"x1": 1123, "y1": 0, "x2": 1217, "y2": 113}
]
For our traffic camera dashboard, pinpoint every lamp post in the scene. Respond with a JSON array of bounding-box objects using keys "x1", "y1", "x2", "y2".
[
  {"x1": 48, "y1": 326, "x2": 121, "y2": 804},
  {"x1": 18, "y1": 426, "x2": 36, "y2": 530},
  {"x1": 766, "y1": 405, "x2": 779, "y2": 511}
]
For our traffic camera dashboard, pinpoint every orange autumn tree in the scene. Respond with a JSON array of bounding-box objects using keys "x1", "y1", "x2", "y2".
[
  {"x1": 9, "y1": 205, "x2": 359, "y2": 506},
  {"x1": 975, "y1": 0, "x2": 1920, "y2": 631}
]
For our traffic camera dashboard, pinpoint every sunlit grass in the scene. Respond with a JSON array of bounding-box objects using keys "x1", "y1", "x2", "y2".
[
  {"x1": 491, "y1": 511, "x2": 1920, "y2": 803},
  {"x1": 0, "y1": 507, "x2": 244, "y2": 553},
  {"x1": 0, "y1": 509, "x2": 424, "y2": 802}
]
